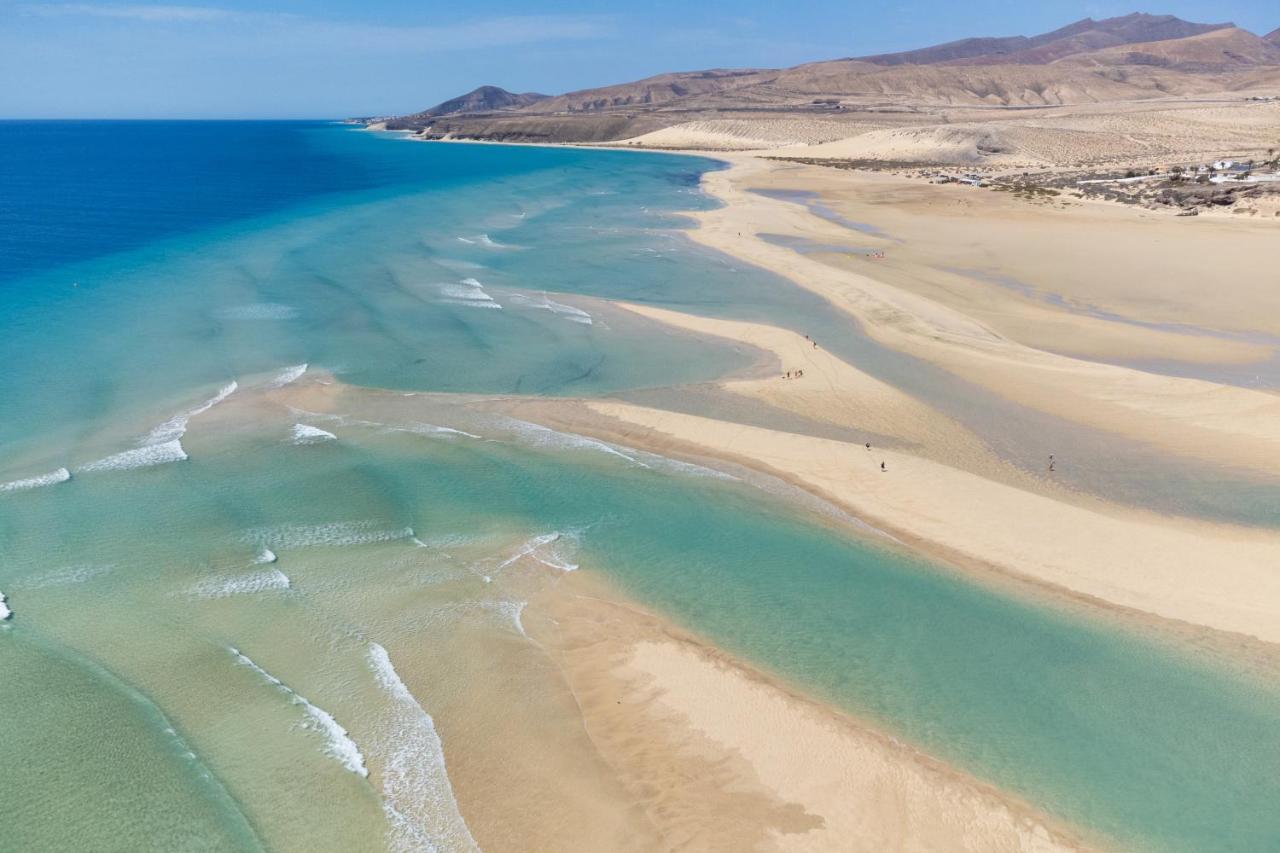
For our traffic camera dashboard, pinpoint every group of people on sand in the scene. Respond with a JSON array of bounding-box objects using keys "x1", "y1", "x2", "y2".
[
  {"x1": 783, "y1": 369, "x2": 805, "y2": 380},
  {"x1": 865, "y1": 442, "x2": 887, "y2": 472}
]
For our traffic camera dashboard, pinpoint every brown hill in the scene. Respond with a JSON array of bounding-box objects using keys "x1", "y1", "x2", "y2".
[
  {"x1": 377, "y1": 12, "x2": 1280, "y2": 148},
  {"x1": 1265, "y1": 27, "x2": 1280, "y2": 45},
  {"x1": 403, "y1": 86, "x2": 547, "y2": 121},
  {"x1": 855, "y1": 13, "x2": 1231, "y2": 66},
  {"x1": 1056, "y1": 27, "x2": 1280, "y2": 71},
  {"x1": 530, "y1": 69, "x2": 776, "y2": 114}
]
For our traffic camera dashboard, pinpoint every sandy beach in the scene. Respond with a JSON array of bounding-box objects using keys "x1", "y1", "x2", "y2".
[
  {"x1": 523, "y1": 573, "x2": 1085, "y2": 853},
  {"x1": 270, "y1": 143, "x2": 1280, "y2": 848}
]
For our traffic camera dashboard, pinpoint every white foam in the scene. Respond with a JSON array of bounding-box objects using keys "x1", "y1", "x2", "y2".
[
  {"x1": 493, "y1": 417, "x2": 645, "y2": 467},
  {"x1": 229, "y1": 647, "x2": 368, "y2": 777},
  {"x1": 508, "y1": 292, "x2": 593, "y2": 325},
  {"x1": 0, "y1": 467, "x2": 71, "y2": 493},
  {"x1": 79, "y1": 438, "x2": 188, "y2": 473},
  {"x1": 144, "y1": 381, "x2": 238, "y2": 445},
  {"x1": 487, "y1": 600, "x2": 528, "y2": 637},
  {"x1": 290, "y1": 423, "x2": 337, "y2": 445},
  {"x1": 192, "y1": 569, "x2": 291, "y2": 599},
  {"x1": 632, "y1": 450, "x2": 738, "y2": 482},
  {"x1": 267, "y1": 364, "x2": 308, "y2": 389},
  {"x1": 13, "y1": 564, "x2": 113, "y2": 590},
  {"x1": 244, "y1": 522, "x2": 416, "y2": 550},
  {"x1": 438, "y1": 278, "x2": 501, "y2": 309},
  {"x1": 215, "y1": 303, "x2": 298, "y2": 321},
  {"x1": 492, "y1": 530, "x2": 580, "y2": 575},
  {"x1": 0, "y1": 591, "x2": 10, "y2": 621},
  {"x1": 393, "y1": 422, "x2": 483, "y2": 441},
  {"x1": 457, "y1": 233, "x2": 512, "y2": 249},
  {"x1": 367, "y1": 644, "x2": 480, "y2": 853},
  {"x1": 255, "y1": 548, "x2": 278, "y2": 564}
]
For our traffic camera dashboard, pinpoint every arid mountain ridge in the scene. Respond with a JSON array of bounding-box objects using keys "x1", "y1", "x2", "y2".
[{"x1": 371, "y1": 13, "x2": 1280, "y2": 171}]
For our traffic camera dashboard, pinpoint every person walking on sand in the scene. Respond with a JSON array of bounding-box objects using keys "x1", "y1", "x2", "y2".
[
  {"x1": 881, "y1": 461, "x2": 886, "y2": 472},
  {"x1": 865, "y1": 442, "x2": 871, "y2": 451}
]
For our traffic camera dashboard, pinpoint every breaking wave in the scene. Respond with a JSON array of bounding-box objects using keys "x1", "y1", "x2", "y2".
[
  {"x1": 267, "y1": 364, "x2": 308, "y2": 389},
  {"x1": 508, "y1": 292, "x2": 593, "y2": 325},
  {"x1": 0, "y1": 591, "x2": 10, "y2": 621},
  {"x1": 143, "y1": 381, "x2": 238, "y2": 445},
  {"x1": 243, "y1": 521, "x2": 416, "y2": 550},
  {"x1": 228, "y1": 647, "x2": 368, "y2": 777},
  {"x1": 79, "y1": 439, "x2": 188, "y2": 473},
  {"x1": 367, "y1": 644, "x2": 480, "y2": 853},
  {"x1": 490, "y1": 417, "x2": 645, "y2": 467},
  {"x1": 391, "y1": 422, "x2": 482, "y2": 440},
  {"x1": 0, "y1": 467, "x2": 71, "y2": 493},
  {"x1": 438, "y1": 278, "x2": 501, "y2": 309},
  {"x1": 458, "y1": 233, "x2": 517, "y2": 249},
  {"x1": 192, "y1": 569, "x2": 291, "y2": 599},
  {"x1": 291, "y1": 424, "x2": 337, "y2": 445},
  {"x1": 490, "y1": 530, "x2": 581, "y2": 576}
]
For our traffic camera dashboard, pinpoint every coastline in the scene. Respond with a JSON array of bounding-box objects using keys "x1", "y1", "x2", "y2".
[
  {"x1": 550, "y1": 154, "x2": 1280, "y2": 648},
  {"x1": 12, "y1": 126, "x2": 1280, "y2": 852},
  {"x1": 262, "y1": 375, "x2": 1096, "y2": 851},
  {"x1": 523, "y1": 570, "x2": 1088, "y2": 853}
]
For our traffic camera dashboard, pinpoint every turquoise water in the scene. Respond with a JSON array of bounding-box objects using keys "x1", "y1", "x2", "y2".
[{"x1": 3, "y1": 123, "x2": 1280, "y2": 852}]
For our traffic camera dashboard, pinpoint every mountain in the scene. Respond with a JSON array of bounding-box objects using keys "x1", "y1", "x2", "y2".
[
  {"x1": 402, "y1": 86, "x2": 547, "y2": 121},
  {"x1": 374, "y1": 12, "x2": 1280, "y2": 149},
  {"x1": 1057, "y1": 27, "x2": 1280, "y2": 72},
  {"x1": 1265, "y1": 27, "x2": 1280, "y2": 45},
  {"x1": 530, "y1": 69, "x2": 774, "y2": 114},
  {"x1": 854, "y1": 14, "x2": 1232, "y2": 66}
]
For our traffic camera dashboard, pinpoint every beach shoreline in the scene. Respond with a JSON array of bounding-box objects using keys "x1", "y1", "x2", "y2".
[{"x1": 522, "y1": 569, "x2": 1091, "y2": 853}]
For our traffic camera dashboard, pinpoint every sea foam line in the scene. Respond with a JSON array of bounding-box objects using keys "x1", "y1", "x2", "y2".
[
  {"x1": 439, "y1": 278, "x2": 501, "y2": 309},
  {"x1": 12, "y1": 564, "x2": 113, "y2": 590},
  {"x1": 367, "y1": 644, "x2": 480, "y2": 853},
  {"x1": 493, "y1": 417, "x2": 646, "y2": 467},
  {"x1": 144, "y1": 381, "x2": 238, "y2": 445},
  {"x1": 229, "y1": 647, "x2": 368, "y2": 777},
  {"x1": 267, "y1": 363, "x2": 308, "y2": 390},
  {"x1": 243, "y1": 521, "x2": 416, "y2": 550},
  {"x1": 192, "y1": 569, "x2": 291, "y2": 599},
  {"x1": 508, "y1": 292, "x2": 593, "y2": 325},
  {"x1": 0, "y1": 467, "x2": 71, "y2": 493},
  {"x1": 0, "y1": 591, "x2": 11, "y2": 621},
  {"x1": 492, "y1": 531, "x2": 580, "y2": 575},
  {"x1": 78, "y1": 438, "x2": 188, "y2": 473}
]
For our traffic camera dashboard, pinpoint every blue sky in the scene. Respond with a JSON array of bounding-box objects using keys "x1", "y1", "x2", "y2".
[{"x1": 2, "y1": 0, "x2": 1276, "y2": 117}]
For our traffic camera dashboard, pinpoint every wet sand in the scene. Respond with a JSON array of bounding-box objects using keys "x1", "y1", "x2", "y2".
[{"x1": 524, "y1": 573, "x2": 1086, "y2": 853}]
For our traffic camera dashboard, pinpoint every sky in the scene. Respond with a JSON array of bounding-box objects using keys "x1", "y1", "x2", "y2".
[{"x1": 2, "y1": 0, "x2": 1277, "y2": 118}]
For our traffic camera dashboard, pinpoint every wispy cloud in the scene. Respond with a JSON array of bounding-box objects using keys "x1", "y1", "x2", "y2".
[
  {"x1": 18, "y1": 3, "x2": 244, "y2": 22},
  {"x1": 16, "y1": 3, "x2": 617, "y2": 50}
]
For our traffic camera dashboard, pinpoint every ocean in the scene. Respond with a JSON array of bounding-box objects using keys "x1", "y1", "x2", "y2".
[{"x1": 1, "y1": 121, "x2": 1278, "y2": 852}]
